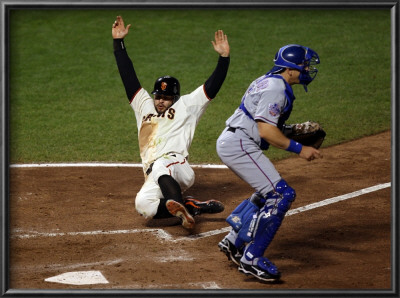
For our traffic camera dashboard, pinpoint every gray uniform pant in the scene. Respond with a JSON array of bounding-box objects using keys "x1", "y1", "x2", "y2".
[{"x1": 216, "y1": 127, "x2": 281, "y2": 198}]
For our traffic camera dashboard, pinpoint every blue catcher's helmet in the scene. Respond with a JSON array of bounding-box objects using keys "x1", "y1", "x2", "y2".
[{"x1": 267, "y1": 44, "x2": 320, "y2": 91}]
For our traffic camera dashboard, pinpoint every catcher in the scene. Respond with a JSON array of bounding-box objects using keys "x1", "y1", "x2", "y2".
[{"x1": 216, "y1": 44, "x2": 324, "y2": 282}]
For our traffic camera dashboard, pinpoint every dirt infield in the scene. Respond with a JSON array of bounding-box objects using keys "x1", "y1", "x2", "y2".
[{"x1": 8, "y1": 130, "x2": 391, "y2": 291}]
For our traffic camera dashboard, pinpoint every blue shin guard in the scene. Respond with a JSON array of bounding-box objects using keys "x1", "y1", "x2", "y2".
[
  {"x1": 226, "y1": 197, "x2": 260, "y2": 232},
  {"x1": 243, "y1": 180, "x2": 296, "y2": 261}
]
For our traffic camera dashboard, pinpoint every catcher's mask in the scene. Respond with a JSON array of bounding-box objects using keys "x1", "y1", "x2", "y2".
[
  {"x1": 151, "y1": 76, "x2": 180, "y2": 103},
  {"x1": 267, "y1": 44, "x2": 320, "y2": 91}
]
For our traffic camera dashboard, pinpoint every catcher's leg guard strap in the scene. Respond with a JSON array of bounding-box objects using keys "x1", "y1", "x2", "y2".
[
  {"x1": 226, "y1": 196, "x2": 259, "y2": 232},
  {"x1": 244, "y1": 179, "x2": 296, "y2": 260}
]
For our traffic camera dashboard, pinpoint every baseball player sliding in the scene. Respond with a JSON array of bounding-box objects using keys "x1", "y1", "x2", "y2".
[
  {"x1": 217, "y1": 44, "x2": 323, "y2": 282},
  {"x1": 112, "y1": 16, "x2": 230, "y2": 229}
]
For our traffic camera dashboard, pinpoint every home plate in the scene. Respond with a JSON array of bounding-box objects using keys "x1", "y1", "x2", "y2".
[{"x1": 45, "y1": 271, "x2": 109, "y2": 285}]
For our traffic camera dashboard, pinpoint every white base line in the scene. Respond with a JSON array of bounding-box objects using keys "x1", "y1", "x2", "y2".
[
  {"x1": 9, "y1": 163, "x2": 228, "y2": 169},
  {"x1": 287, "y1": 182, "x2": 391, "y2": 216},
  {"x1": 12, "y1": 228, "x2": 174, "y2": 241},
  {"x1": 180, "y1": 182, "x2": 392, "y2": 241},
  {"x1": 11, "y1": 182, "x2": 391, "y2": 241}
]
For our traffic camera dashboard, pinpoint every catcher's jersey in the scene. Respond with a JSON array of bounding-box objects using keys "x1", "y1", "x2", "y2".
[
  {"x1": 130, "y1": 85, "x2": 210, "y2": 172},
  {"x1": 225, "y1": 74, "x2": 294, "y2": 149}
]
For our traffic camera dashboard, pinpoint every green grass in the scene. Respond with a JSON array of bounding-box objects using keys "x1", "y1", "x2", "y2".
[{"x1": 9, "y1": 9, "x2": 391, "y2": 164}]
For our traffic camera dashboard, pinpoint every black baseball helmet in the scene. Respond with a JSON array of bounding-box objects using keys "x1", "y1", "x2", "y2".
[{"x1": 151, "y1": 76, "x2": 180, "y2": 102}]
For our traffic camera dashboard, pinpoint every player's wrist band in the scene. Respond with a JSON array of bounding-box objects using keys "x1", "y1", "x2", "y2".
[
  {"x1": 286, "y1": 139, "x2": 303, "y2": 154},
  {"x1": 113, "y1": 38, "x2": 125, "y2": 51}
]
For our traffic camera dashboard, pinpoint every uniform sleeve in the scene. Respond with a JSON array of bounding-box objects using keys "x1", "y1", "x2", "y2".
[
  {"x1": 254, "y1": 90, "x2": 286, "y2": 126},
  {"x1": 203, "y1": 56, "x2": 230, "y2": 100},
  {"x1": 129, "y1": 88, "x2": 155, "y2": 127},
  {"x1": 182, "y1": 85, "x2": 210, "y2": 106},
  {"x1": 113, "y1": 39, "x2": 142, "y2": 102}
]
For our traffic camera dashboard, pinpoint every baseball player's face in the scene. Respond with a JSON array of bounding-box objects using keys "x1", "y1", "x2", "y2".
[
  {"x1": 154, "y1": 95, "x2": 174, "y2": 113},
  {"x1": 289, "y1": 65, "x2": 307, "y2": 84},
  {"x1": 292, "y1": 69, "x2": 301, "y2": 83}
]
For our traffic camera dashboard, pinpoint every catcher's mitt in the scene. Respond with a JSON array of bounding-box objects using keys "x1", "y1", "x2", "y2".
[{"x1": 282, "y1": 121, "x2": 326, "y2": 149}]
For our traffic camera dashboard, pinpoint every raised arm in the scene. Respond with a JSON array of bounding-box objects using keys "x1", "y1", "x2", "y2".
[
  {"x1": 112, "y1": 16, "x2": 141, "y2": 102},
  {"x1": 204, "y1": 30, "x2": 230, "y2": 99},
  {"x1": 112, "y1": 15, "x2": 131, "y2": 39},
  {"x1": 211, "y1": 30, "x2": 230, "y2": 57}
]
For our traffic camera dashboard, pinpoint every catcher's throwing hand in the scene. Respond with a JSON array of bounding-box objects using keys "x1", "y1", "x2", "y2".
[
  {"x1": 112, "y1": 16, "x2": 131, "y2": 39},
  {"x1": 300, "y1": 145, "x2": 323, "y2": 161},
  {"x1": 212, "y1": 30, "x2": 230, "y2": 57}
]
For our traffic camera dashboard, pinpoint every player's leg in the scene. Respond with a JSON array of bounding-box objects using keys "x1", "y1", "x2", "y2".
[
  {"x1": 218, "y1": 192, "x2": 263, "y2": 265},
  {"x1": 155, "y1": 153, "x2": 225, "y2": 216},
  {"x1": 151, "y1": 154, "x2": 195, "y2": 228},
  {"x1": 135, "y1": 155, "x2": 195, "y2": 228},
  {"x1": 217, "y1": 129, "x2": 281, "y2": 265},
  {"x1": 134, "y1": 172, "x2": 184, "y2": 220},
  {"x1": 238, "y1": 179, "x2": 296, "y2": 282},
  {"x1": 217, "y1": 128, "x2": 281, "y2": 195},
  {"x1": 183, "y1": 196, "x2": 225, "y2": 216},
  {"x1": 218, "y1": 229, "x2": 245, "y2": 266},
  {"x1": 135, "y1": 173, "x2": 165, "y2": 218}
]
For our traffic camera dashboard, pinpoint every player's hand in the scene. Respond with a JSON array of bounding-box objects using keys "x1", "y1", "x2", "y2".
[
  {"x1": 212, "y1": 30, "x2": 230, "y2": 57},
  {"x1": 299, "y1": 145, "x2": 323, "y2": 161},
  {"x1": 112, "y1": 16, "x2": 131, "y2": 39}
]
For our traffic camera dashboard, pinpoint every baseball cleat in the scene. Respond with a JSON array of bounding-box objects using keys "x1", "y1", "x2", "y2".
[
  {"x1": 165, "y1": 199, "x2": 195, "y2": 229},
  {"x1": 218, "y1": 237, "x2": 243, "y2": 266},
  {"x1": 184, "y1": 196, "x2": 225, "y2": 216},
  {"x1": 238, "y1": 257, "x2": 281, "y2": 282}
]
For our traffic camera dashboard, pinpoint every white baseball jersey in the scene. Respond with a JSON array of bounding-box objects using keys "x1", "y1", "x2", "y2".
[{"x1": 130, "y1": 85, "x2": 210, "y2": 173}]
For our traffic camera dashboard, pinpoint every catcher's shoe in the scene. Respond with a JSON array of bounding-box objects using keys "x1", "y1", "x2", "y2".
[
  {"x1": 218, "y1": 237, "x2": 243, "y2": 266},
  {"x1": 238, "y1": 257, "x2": 281, "y2": 282},
  {"x1": 165, "y1": 200, "x2": 195, "y2": 229},
  {"x1": 184, "y1": 196, "x2": 225, "y2": 216}
]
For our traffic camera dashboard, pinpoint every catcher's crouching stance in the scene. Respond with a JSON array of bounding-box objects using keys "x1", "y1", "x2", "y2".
[
  {"x1": 217, "y1": 44, "x2": 324, "y2": 282},
  {"x1": 112, "y1": 16, "x2": 230, "y2": 229}
]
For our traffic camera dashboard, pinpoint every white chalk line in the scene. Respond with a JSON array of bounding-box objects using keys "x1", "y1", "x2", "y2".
[
  {"x1": 9, "y1": 162, "x2": 228, "y2": 169},
  {"x1": 178, "y1": 182, "x2": 391, "y2": 241},
  {"x1": 12, "y1": 228, "x2": 174, "y2": 241},
  {"x1": 145, "y1": 281, "x2": 221, "y2": 289},
  {"x1": 11, "y1": 258, "x2": 124, "y2": 273},
  {"x1": 12, "y1": 182, "x2": 391, "y2": 242},
  {"x1": 286, "y1": 182, "x2": 391, "y2": 216},
  {"x1": 11, "y1": 249, "x2": 194, "y2": 273},
  {"x1": 112, "y1": 281, "x2": 221, "y2": 289}
]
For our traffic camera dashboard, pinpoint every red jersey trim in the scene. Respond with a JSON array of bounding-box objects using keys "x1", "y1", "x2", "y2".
[
  {"x1": 203, "y1": 85, "x2": 212, "y2": 101},
  {"x1": 166, "y1": 158, "x2": 187, "y2": 168},
  {"x1": 129, "y1": 87, "x2": 143, "y2": 104}
]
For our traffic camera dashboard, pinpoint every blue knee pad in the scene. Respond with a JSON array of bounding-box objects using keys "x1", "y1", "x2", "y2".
[
  {"x1": 243, "y1": 180, "x2": 296, "y2": 260},
  {"x1": 270, "y1": 179, "x2": 296, "y2": 216},
  {"x1": 226, "y1": 198, "x2": 259, "y2": 232}
]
